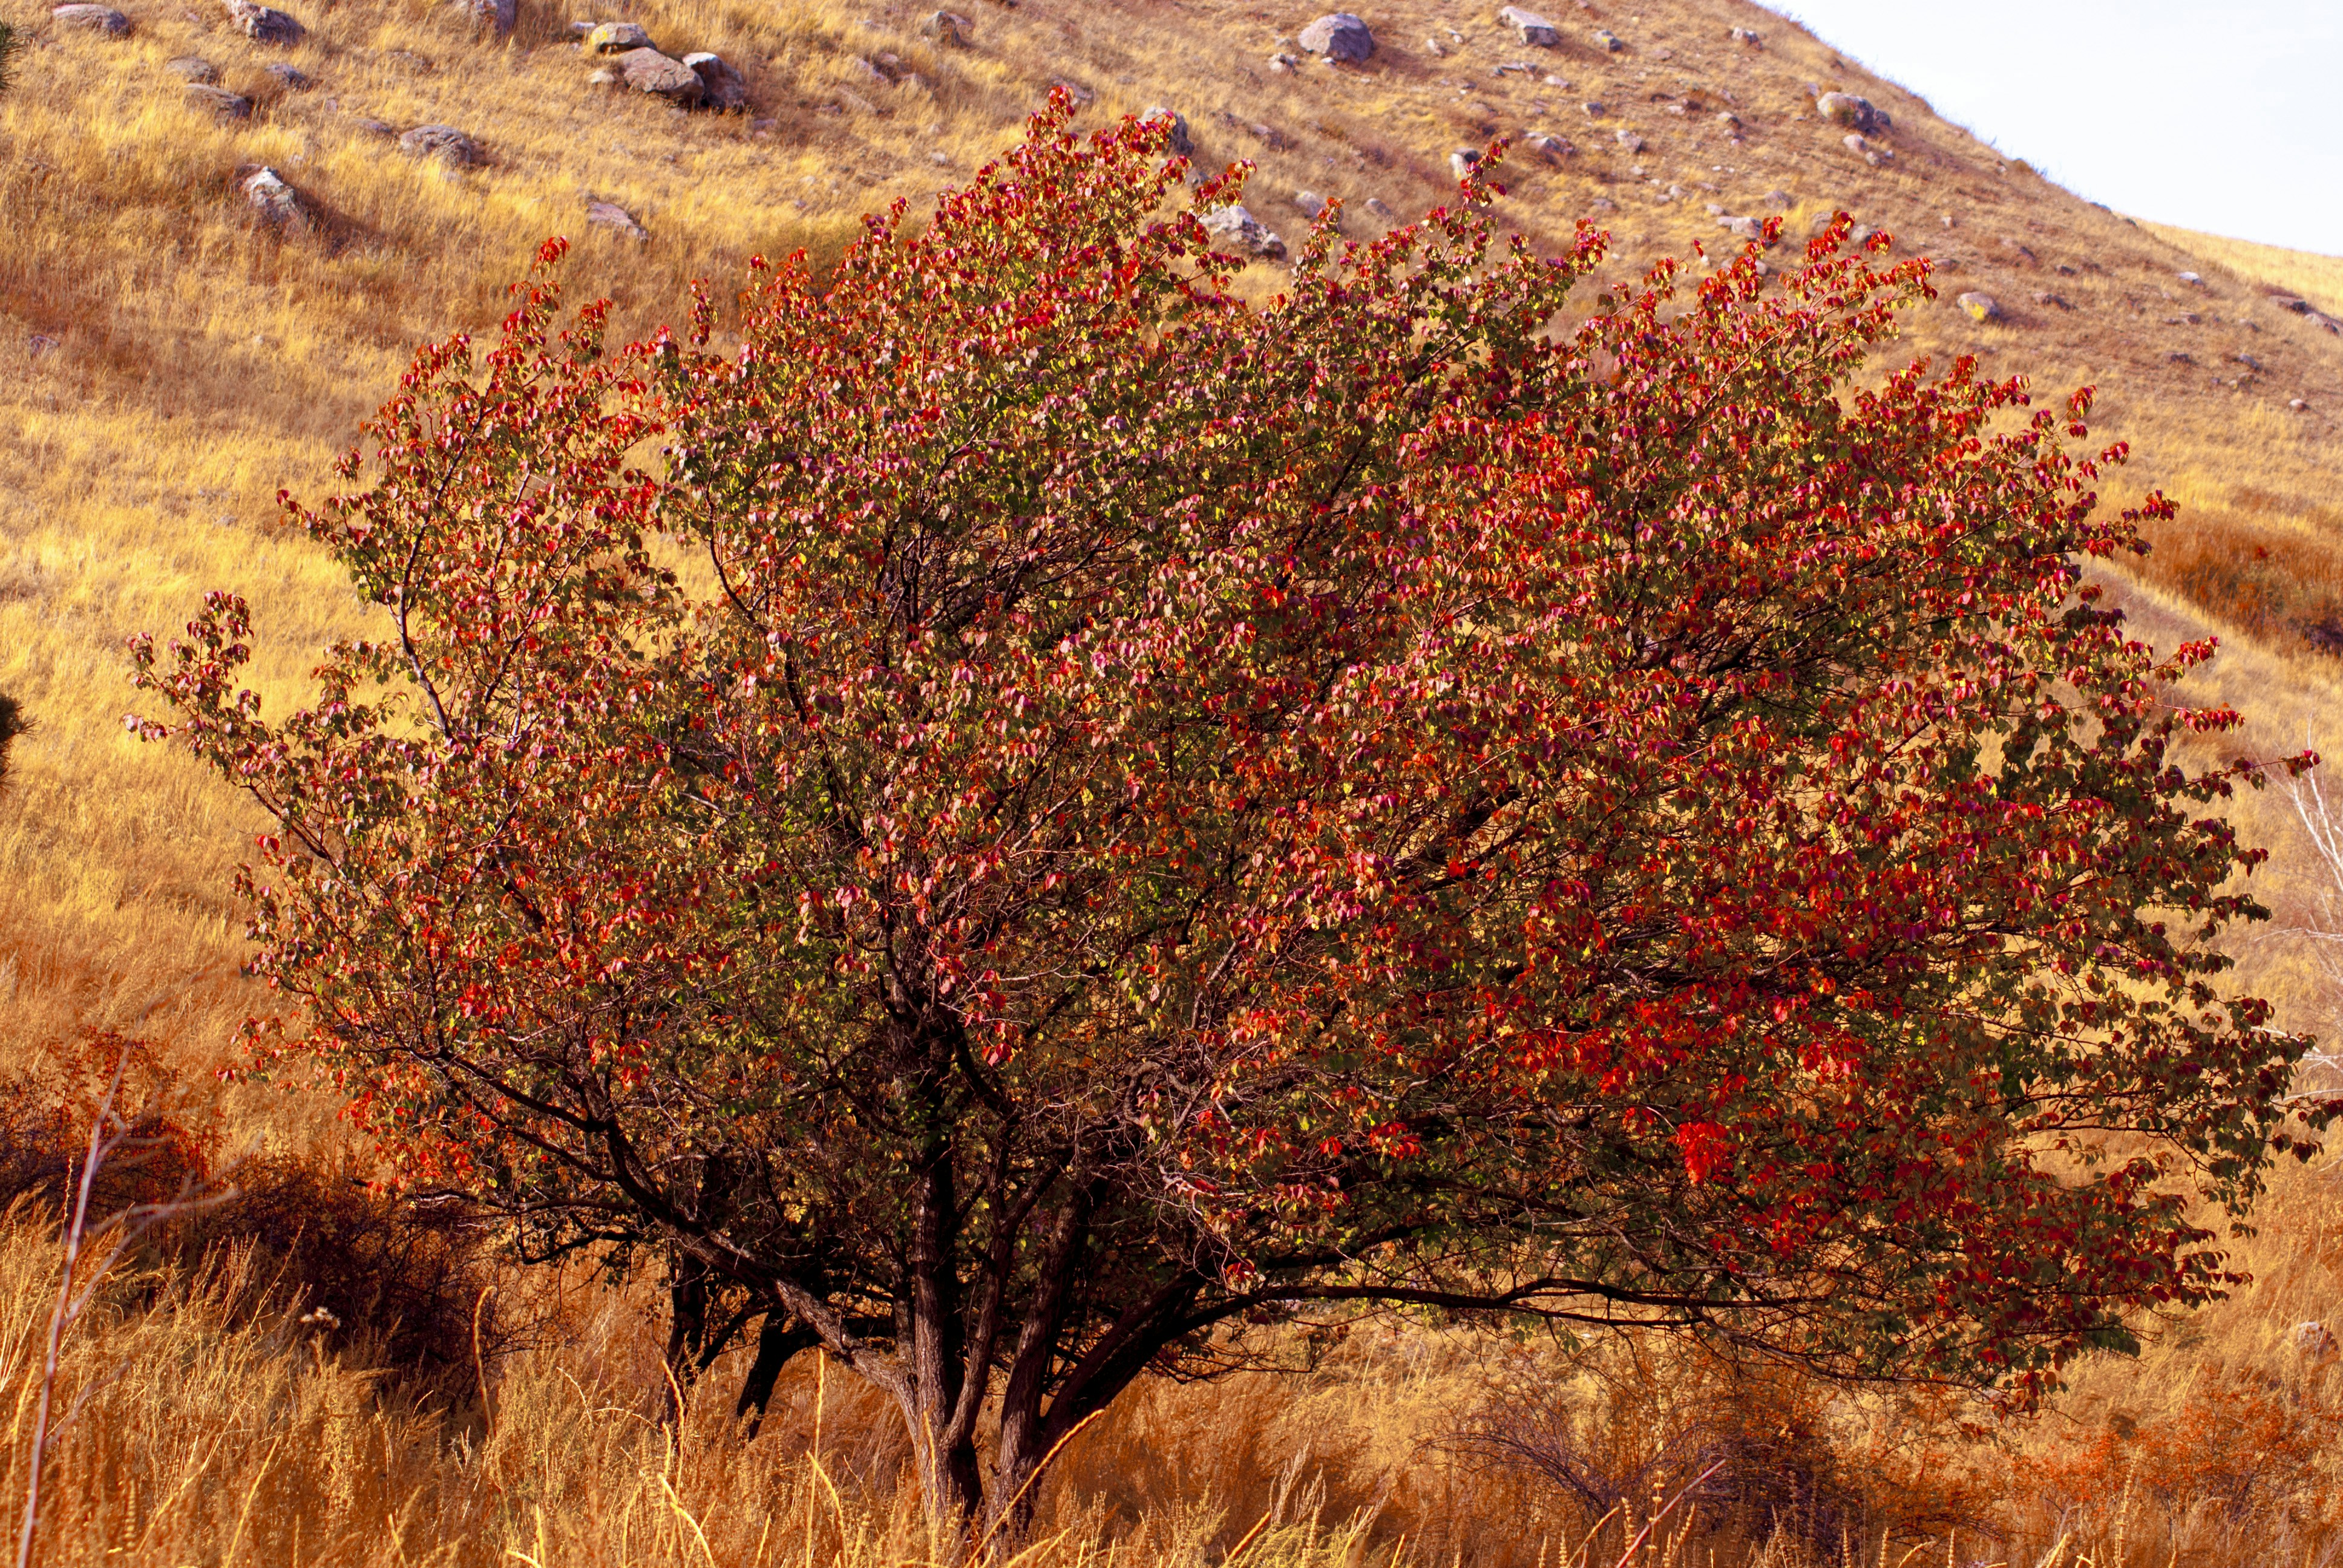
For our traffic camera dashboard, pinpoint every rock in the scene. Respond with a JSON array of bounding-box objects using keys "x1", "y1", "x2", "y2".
[
  {"x1": 1614, "y1": 128, "x2": 1643, "y2": 153},
  {"x1": 681, "y1": 51, "x2": 746, "y2": 111},
  {"x1": 166, "y1": 55, "x2": 220, "y2": 81},
  {"x1": 1199, "y1": 204, "x2": 1286, "y2": 260},
  {"x1": 399, "y1": 123, "x2": 483, "y2": 164},
  {"x1": 2233, "y1": 352, "x2": 2264, "y2": 371},
  {"x1": 384, "y1": 48, "x2": 435, "y2": 73},
  {"x1": 1956, "y1": 292, "x2": 2001, "y2": 322},
  {"x1": 52, "y1": 4, "x2": 132, "y2": 34},
  {"x1": 585, "y1": 197, "x2": 647, "y2": 240},
  {"x1": 2177, "y1": 270, "x2": 2204, "y2": 287},
  {"x1": 265, "y1": 62, "x2": 309, "y2": 88},
  {"x1": 1815, "y1": 91, "x2": 1889, "y2": 134},
  {"x1": 1294, "y1": 189, "x2": 1329, "y2": 219},
  {"x1": 1449, "y1": 148, "x2": 1482, "y2": 180},
  {"x1": 1142, "y1": 105, "x2": 1192, "y2": 157},
  {"x1": 454, "y1": 0, "x2": 513, "y2": 34},
  {"x1": 1587, "y1": 197, "x2": 1616, "y2": 212},
  {"x1": 2276, "y1": 296, "x2": 2313, "y2": 315},
  {"x1": 1364, "y1": 195, "x2": 1393, "y2": 218},
  {"x1": 2030, "y1": 291, "x2": 2073, "y2": 310},
  {"x1": 184, "y1": 82, "x2": 253, "y2": 119},
  {"x1": 919, "y1": 8, "x2": 971, "y2": 45},
  {"x1": 1590, "y1": 28, "x2": 1621, "y2": 50},
  {"x1": 1728, "y1": 25, "x2": 1760, "y2": 46},
  {"x1": 1424, "y1": 34, "x2": 1445, "y2": 56},
  {"x1": 614, "y1": 47, "x2": 703, "y2": 106},
  {"x1": 2292, "y1": 398, "x2": 2312, "y2": 412},
  {"x1": 223, "y1": 0, "x2": 303, "y2": 42},
  {"x1": 583, "y1": 20, "x2": 650, "y2": 54},
  {"x1": 1267, "y1": 51, "x2": 1297, "y2": 73},
  {"x1": 1844, "y1": 132, "x2": 1890, "y2": 165},
  {"x1": 241, "y1": 165, "x2": 300, "y2": 223},
  {"x1": 1717, "y1": 215, "x2": 1761, "y2": 241},
  {"x1": 2166, "y1": 351, "x2": 2195, "y2": 365},
  {"x1": 349, "y1": 115, "x2": 395, "y2": 136},
  {"x1": 1760, "y1": 189, "x2": 1791, "y2": 207},
  {"x1": 1496, "y1": 6, "x2": 1558, "y2": 46},
  {"x1": 1524, "y1": 130, "x2": 1571, "y2": 160},
  {"x1": 1296, "y1": 11, "x2": 1373, "y2": 63},
  {"x1": 586, "y1": 68, "x2": 617, "y2": 85},
  {"x1": 1051, "y1": 78, "x2": 1093, "y2": 103},
  {"x1": 1581, "y1": 100, "x2": 1604, "y2": 117},
  {"x1": 1713, "y1": 111, "x2": 1739, "y2": 131}
]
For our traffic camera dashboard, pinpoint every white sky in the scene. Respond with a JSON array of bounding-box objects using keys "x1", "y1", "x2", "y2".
[{"x1": 1761, "y1": 0, "x2": 2343, "y2": 256}]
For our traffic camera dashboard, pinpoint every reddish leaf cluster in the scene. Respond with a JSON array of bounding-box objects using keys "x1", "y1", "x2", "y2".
[{"x1": 133, "y1": 99, "x2": 2321, "y2": 1532}]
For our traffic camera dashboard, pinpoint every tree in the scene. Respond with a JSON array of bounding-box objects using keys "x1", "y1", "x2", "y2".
[{"x1": 133, "y1": 101, "x2": 2323, "y2": 1540}]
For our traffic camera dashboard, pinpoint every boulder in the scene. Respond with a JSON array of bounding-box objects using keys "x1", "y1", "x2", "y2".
[
  {"x1": 614, "y1": 47, "x2": 703, "y2": 106},
  {"x1": 223, "y1": 0, "x2": 303, "y2": 42},
  {"x1": 681, "y1": 51, "x2": 746, "y2": 111},
  {"x1": 454, "y1": 0, "x2": 514, "y2": 34},
  {"x1": 1296, "y1": 11, "x2": 1373, "y2": 63},
  {"x1": 1589, "y1": 28, "x2": 1621, "y2": 50},
  {"x1": 52, "y1": 4, "x2": 132, "y2": 35},
  {"x1": 1815, "y1": 91, "x2": 1889, "y2": 134},
  {"x1": 265, "y1": 62, "x2": 309, "y2": 88},
  {"x1": 1956, "y1": 292, "x2": 2001, "y2": 322},
  {"x1": 399, "y1": 123, "x2": 483, "y2": 165},
  {"x1": 1495, "y1": 6, "x2": 1557, "y2": 46},
  {"x1": 1142, "y1": 105, "x2": 1192, "y2": 157},
  {"x1": 919, "y1": 9, "x2": 971, "y2": 45},
  {"x1": 184, "y1": 82, "x2": 253, "y2": 119},
  {"x1": 1449, "y1": 148, "x2": 1482, "y2": 181},
  {"x1": 1199, "y1": 204, "x2": 1286, "y2": 260},
  {"x1": 582, "y1": 20, "x2": 650, "y2": 54},
  {"x1": 166, "y1": 55, "x2": 220, "y2": 81},
  {"x1": 241, "y1": 165, "x2": 300, "y2": 223},
  {"x1": 585, "y1": 198, "x2": 647, "y2": 240}
]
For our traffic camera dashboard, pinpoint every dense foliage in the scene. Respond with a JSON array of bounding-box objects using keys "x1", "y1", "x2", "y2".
[{"x1": 134, "y1": 100, "x2": 2320, "y2": 1532}]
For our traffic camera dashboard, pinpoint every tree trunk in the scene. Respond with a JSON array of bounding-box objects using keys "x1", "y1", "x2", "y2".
[
  {"x1": 661, "y1": 1254, "x2": 709, "y2": 1422},
  {"x1": 734, "y1": 1312, "x2": 819, "y2": 1437}
]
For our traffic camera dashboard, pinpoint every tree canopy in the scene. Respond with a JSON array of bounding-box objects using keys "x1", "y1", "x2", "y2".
[{"x1": 134, "y1": 100, "x2": 2321, "y2": 1537}]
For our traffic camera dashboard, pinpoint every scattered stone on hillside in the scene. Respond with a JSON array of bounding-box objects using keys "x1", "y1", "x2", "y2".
[
  {"x1": 1717, "y1": 214, "x2": 1763, "y2": 242},
  {"x1": 1524, "y1": 130, "x2": 1571, "y2": 160},
  {"x1": 2232, "y1": 352, "x2": 2264, "y2": 371},
  {"x1": 1614, "y1": 128, "x2": 1643, "y2": 154},
  {"x1": 1424, "y1": 34, "x2": 1445, "y2": 56},
  {"x1": 455, "y1": 0, "x2": 513, "y2": 34},
  {"x1": 1365, "y1": 195, "x2": 1393, "y2": 218},
  {"x1": 2292, "y1": 399, "x2": 2312, "y2": 412},
  {"x1": 1581, "y1": 100, "x2": 1604, "y2": 117},
  {"x1": 586, "y1": 67, "x2": 617, "y2": 85},
  {"x1": 266, "y1": 62, "x2": 310, "y2": 88},
  {"x1": 2275, "y1": 295, "x2": 2313, "y2": 315},
  {"x1": 1051, "y1": 78, "x2": 1093, "y2": 102},
  {"x1": 683, "y1": 51, "x2": 746, "y2": 111},
  {"x1": 53, "y1": 5, "x2": 133, "y2": 35},
  {"x1": 1590, "y1": 28, "x2": 1621, "y2": 51},
  {"x1": 1843, "y1": 132, "x2": 1890, "y2": 166},
  {"x1": 614, "y1": 47, "x2": 703, "y2": 106},
  {"x1": 1294, "y1": 189, "x2": 1329, "y2": 220},
  {"x1": 241, "y1": 165, "x2": 301, "y2": 223},
  {"x1": 585, "y1": 197, "x2": 647, "y2": 240},
  {"x1": 185, "y1": 82, "x2": 253, "y2": 119},
  {"x1": 831, "y1": 87, "x2": 877, "y2": 114},
  {"x1": 2162, "y1": 313, "x2": 2200, "y2": 327},
  {"x1": 2166, "y1": 351, "x2": 2195, "y2": 365},
  {"x1": 1142, "y1": 105, "x2": 1193, "y2": 157},
  {"x1": 1815, "y1": 91, "x2": 1888, "y2": 134},
  {"x1": 1199, "y1": 204, "x2": 1286, "y2": 260},
  {"x1": 1956, "y1": 292, "x2": 2001, "y2": 322},
  {"x1": 1297, "y1": 11, "x2": 1373, "y2": 63},
  {"x1": 2031, "y1": 291, "x2": 2073, "y2": 310},
  {"x1": 400, "y1": 123, "x2": 483, "y2": 164},
  {"x1": 2176, "y1": 270, "x2": 2204, "y2": 287},
  {"x1": 223, "y1": 0, "x2": 303, "y2": 42},
  {"x1": 919, "y1": 8, "x2": 971, "y2": 45},
  {"x1": 1542, "y1": 71, "x2": 1565, "y2": 85},
  {"x1": 583, "y1": 20, "x2": 650, "y2": 54},
  {"x1": 1760, "y1": 189, "x2": 1790, "y2": 207},
  {"x1": 1496, "y1": 7, "x2": 1558, "y2": 46},
  {"x1": 1587, "y1": 196, "x2": 1616, "y2": 212},
  {"x1": 167, "y1": 54, "x2": 220, "y2": 80},
  {"x1": 1449, "y1": 148, "x2": 1482, "y2": 180},
  {"x1": 350, "y1": 114, "x2": 396, "y2": 136},
  {"x1": 1267, "y1": 50, "x2": 1296, "y2": 73},
  {"x1": 1728, "y1": 25, "x2": 1760, "y2": 46},
  {"x1": 2310, "y1": 312, "x2": 2343, "y2": 336},
  {"x1": 1712, "y1": 111, "x2": 1739, "y2": 132}
]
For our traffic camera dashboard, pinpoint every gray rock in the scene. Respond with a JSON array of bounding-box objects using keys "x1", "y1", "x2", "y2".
[
  {"x1": 681, "y1": 51, "x2": 746, "y2": 111},
  {"x1": 1423, "y1": 34, "x2": 1445, "y2": 56},
  {"x1": 241, "y1": 165, "x2": 300, "y2": 223},
  {"x1": 1956, "y1": 292, "x2": 2001, "y2": 322},
  {"x1": 1294, "y1": 189, "x2": 1333, "y2": 220},
  {"x1": 1717, "y1": 215, "x2": 1762, "y2": 241},
  {"x1": 1496, "y1": 6, "x2": 1557, "y2": 46},
  {"x1": 1297, "y1": 11, "x2": 1373, "y2": 63},
  {"x1": 1581, "y1": 100, "x2": 1604, "y2": 117},
  {"x1": 1614, "y1": 128, "x2": 1643, "y2": 153},
  {"x1": 1815, "y1": 91, "x2": 1889, "y2": 135},
  {"x1": 2031, "y1": 292, "x2": 2073, "y2": 310},
  {"x1": 265, "y1": 62, "x2": 309, "y2": 88},
  {"x1": 614, "y1": 47, "x2": 703, "y2": 106},
  {"x1": 166, "y1": 55, "x2": 220, "y2": 81},
  {"x1": 585, "y1": 197, "x2": 647, "y2": 240},
  {"x1": 1199, "y1": 204, "x2": 1286, "y2": 260},
  {"x1": 2292, "y1": 399, "x2": 2312, "y2": 412},
  {"x1": 2177, "y1": 270, "x2": 2204, "y2": 287},
  {"x1": 586, "y1": 68, "x2": 617, "y2": 85},
  {"x1": 1524, "y1": 130, "x2": 1571, "y2": 160},
  {"x1": 1712, "y1": 111, "x2": 1739, "y2": 131},
  {"x1": 1844, "y1": 132, "x2": 1890, "y2": 165},
  {"x1": 52, "y1": 4, "x2": 132, "y2": 35},
  {"x1": 1728, "y1": 26, "x2": 1760, "y2": 45},
  {"x1": 1267, "y1": 51, "x2": 1298, "y2": 73},
  {"x1": 919, "y1": 8, "x2": 970, "y2": 45},
  {"x1": 2276, "y1": 296, "x2": 2314, "y2": 315},
  {"x1": 582, "y1": 20, "x2": 650, "y2": 54},
  {"x1": 1364, "y1": 195, "x2": 1393, "y2": 218},
  {"x1": 223, "y1": 0, "x2": 303, "y2": 43},
  {"x1": 1590, "y1": 28, "x2": 1622, "y2": 50},
  {"x1": 1449, "y1": 148, "x2": 1482, "y2": 181},
  {"x1": 455, "y1": 0, "x2": 514, "y2": 35},
  {"x1": 184, "y1": 82, "x2": 253, "y2": 119},
  {"x1": 399, "y1": 123, "x2": 483, "y2": 164},
  {"x1": 1142, "y1": 105, "x2": 1192, "y2": 157},
  {"x1": 1760, "y1": 189, "x2": 1791, "y2": 207}
]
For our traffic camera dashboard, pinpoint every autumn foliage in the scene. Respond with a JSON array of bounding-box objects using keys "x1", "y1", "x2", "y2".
[{"x1": 133, "y1": 100, "x2": 2321, "y2": 1533}]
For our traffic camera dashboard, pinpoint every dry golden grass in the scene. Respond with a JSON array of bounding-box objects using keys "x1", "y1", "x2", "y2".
[
  {"x1": 7, "y1": 0, "x2": 2343, "y2": 1560},
  {"x1": 2139, "y1": 220, "x2": 2343, "y2": 319}
]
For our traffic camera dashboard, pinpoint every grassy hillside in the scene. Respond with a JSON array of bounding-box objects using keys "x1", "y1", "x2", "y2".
[{"x1": 3, "y1": 0, "x2": 2342, "y2": 1561}]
